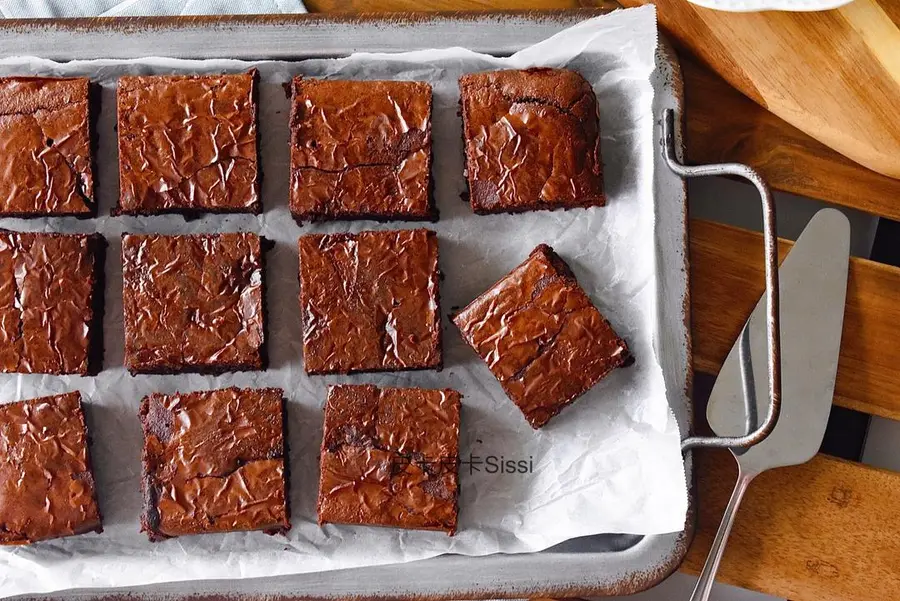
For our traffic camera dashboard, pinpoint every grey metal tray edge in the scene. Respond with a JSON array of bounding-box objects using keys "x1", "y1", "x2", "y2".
[{"x1": 4, "y1": 11, "x2": 693, "y2": 600}]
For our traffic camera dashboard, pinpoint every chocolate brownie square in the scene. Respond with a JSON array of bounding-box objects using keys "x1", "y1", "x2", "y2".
[
  {"x1": 289, "y1": 78, "x2": 434, "y2": 222},
  {"x1": 0, "y1": 392, "x2": 102, "y2": 545},
  {"x1": 318, "y1": 384, "x2": 460, "y2": 534},
  {"x1": 140, "y1": 387, "x2": 289, "y2": 541},
  {"x1": 459, "y1": 68, "x2": 604, "y2": 214},
  {"x1": 0, "y1": 77, "x2": 95, "y2": 217},
  {"x1": 298, "y1": 228, "x2": 441, "y2": 374},
  {"x1": 0, "y1": 231, "x2": 104, "y2": 375},
  {"x1": 453, "y1": 244, "x2": 627, "y2": 428},
  {"x1": 122, "y1": 232, "x2": 266, "y2": 374},
  {"x1": 116, "y1": 71, "x2": 260, "y2": 216}
]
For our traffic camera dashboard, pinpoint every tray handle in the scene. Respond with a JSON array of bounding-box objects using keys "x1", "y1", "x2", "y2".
[{"x1": 661, "y1": 109, "x2": 782, "y2": 453}]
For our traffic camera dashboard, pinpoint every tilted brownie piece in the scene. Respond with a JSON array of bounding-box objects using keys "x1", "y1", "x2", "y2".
[
  {"x1": 140, "y1": 387, "x2": 289, "y2": 541},
  {"x1": 0, "y1": 392, "x2": 102, "y2": 545},
  {"x1": 459, "y1": 68, "x2": 604, "y2": 214},
  {"x1": 122, "y1": 232, "x2": 266, "y2": 374},
  {"x1": 0, "y1": 231, "x2": 104, "y2": 375},
  {"x1": 0, "y1": 77, "x2": 94, "y2": 217},
  {"x1": 289, "y1": 78, "x2": 434, "y2": 223},
  {"x1": 453, "y1": 244, "x2": 628, "y2": 428},
  {"x1": 298, "y1": 228, "x2": 442, "y2": 374},
  {"x1": 116, "y1": 71, "x2": 260, "y2": 216},
  {"x1": 318, "y1": 384, "x2": 460, "y2": 534}
]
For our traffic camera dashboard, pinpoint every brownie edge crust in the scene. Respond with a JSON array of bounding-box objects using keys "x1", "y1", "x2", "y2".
[
  {"x1": 0, "y1": 77, "x2": 95, "y2": 217},
  {"x1": 298, "y1": 228, "x2": 442, "y2": 375},
  {"x1": 0, "y1": 392, "x2": 103, "y2": 545},
  {"x1": 115, "y1": 70, "x2": 260, "y2": 216},
  {"x1": 453, "y1": 244, "x2": 628, "y2": 428},
  {"x1": 317, "y1": 384, "x2": 460, "y2": 534},
  {"x1": 122, "y1": 232, "x2": 267, "y2": 375},
  {"x1": 289, "y1": 78, "x2": 435, "y2": 223},
  {"x1": 139, "y1": 387, "x2": 290, "y2": 541},
  {"x1": 0, "y1": 231, "x2": 104, "y2": 375},
  {"x1": 459, "y1": 68, "x2": 604, "y2": 214}
]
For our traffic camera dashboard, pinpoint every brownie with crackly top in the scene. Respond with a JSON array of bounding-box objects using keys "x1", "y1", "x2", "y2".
[
  {"x1": 0, "y1": 231, "x2": 104, "y2": 375},
  {"x1": 121, "y1": 232, "x2": 266, "y2": 375},
  {"x1": 0, "y1": 77, "x2": 95, "y2": 217},
  {"x1": 0, "y1": 392, "x2": 102, "y2": 545},
  {"x1": 298, "y1": 228, "x2": 442, "y2": 375},
  {"x1": 289, "y1": 78, "x2": 435, "y2": 223},
  {"x1": 115, "y1": 71, "x2": 260, "y2": 216},
  {"x1": 139, "y1": 386, "x2": 290, "y2": 541},
  {"x1": 459, "y1": 68, "x2": 604, "y2": 214},
  {"x1": 317, "y1": 384, "x2": 460, "y2": 534},
  {"x1": 453, "y1": 244, "x2": 627, "y2": 428}
]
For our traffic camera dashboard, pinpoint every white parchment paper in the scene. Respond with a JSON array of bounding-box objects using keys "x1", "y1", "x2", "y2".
[{"x1": 0, "y1": 6, "x2": 687, "y2": 597}]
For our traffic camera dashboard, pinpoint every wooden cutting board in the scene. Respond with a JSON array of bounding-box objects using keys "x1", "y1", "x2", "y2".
[{"x1": 621, "y1": 0, "x2": 900, "y2": 180}]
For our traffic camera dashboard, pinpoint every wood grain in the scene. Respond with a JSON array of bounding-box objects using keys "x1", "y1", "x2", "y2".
[
  {"x1": 683, "y1": 55, "x2": 900, "y2": 221},
  {"x1": 305, "y1": 0, "x2": 595, "y2": 10},
  {"x1": 685, "y1": 451, "x2": 900, "y2": 601},
  {"x1": 621, "y1": 0, "x2": 900, "y2": 179},
  {"x1": 692, "y1": 219, "x2": 900, "y2": 420}
]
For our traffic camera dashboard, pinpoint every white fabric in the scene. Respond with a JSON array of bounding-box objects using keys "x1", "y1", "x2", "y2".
[{"x1": 0, "y1": 0, "x2": 305, "y2": 18}]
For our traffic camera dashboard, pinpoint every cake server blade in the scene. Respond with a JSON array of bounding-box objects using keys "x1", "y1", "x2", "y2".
[{"x1": 689, "y1": 208, "x2": 850, "y2": 601}]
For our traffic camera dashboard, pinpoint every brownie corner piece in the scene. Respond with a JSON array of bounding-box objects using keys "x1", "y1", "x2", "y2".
[
  {"x1": 298, "y1": 228, "x2": 441, "y2": 374},
  {"x1": 0, "y1": 391, "x2": 102, "y2": 545},
  {"x1": 140, "y1": 386, "x2": 289, "y2": 541},
  {"x1": 453, "y1": 244, "x2": 627, "y2": 428},
  {"x1": 122, "y1": 232, "x2": 266, "y2": 375},
  {"x1": 115, "y1": 71, "x2": 260, "y2": 216},
  {"x1": 289, "y1": 78, "x2": 434, "y2": 222},
  {"x1": 458, "y1": 67, "x2": 603, "y2": 214},
  {"x1": 0, "y1": 231, "x2": 104, "y2": 375},
  {"x1": 0, "y1": 76, "x2": 94, "y2": 217},
  {"x1": 317, "y1": 384, "x2": 460, "y2": 534}
]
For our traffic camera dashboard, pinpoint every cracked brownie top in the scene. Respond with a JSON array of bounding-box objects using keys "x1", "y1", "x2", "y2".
[
  {"x1": 0, "y1": 391, "x2": 102, "y2": 545},
  {"x1": 453, "y1": 244, "x2": 627, "y2": 428},
  {"x1": 317, "y1": 384, "x2": 460, "y2": 534},
  {"x1": 121, "y1": 232, "x2": 266, "y2": 375},
  {"x1": 289, "y1": 78, "x2": 434, "y2": 223},
  {"x1": 0, "y1": 77, "x2": 94, "y2": 217},
  {"x1": 298, "y1": 228, "x2": 442, "y2": 375},
  {"x1": 0, "y1": 231, "x2": 101, "y2": 375},
  {"x1": 139, "y1": 386, "x2": 289, "y2": 541},
  {"x1": 115, "y1": 71, "x2": 260, "y2": 216},
  {"x1": 459, "y1": 68, "x2": 604, "y2": 214}
]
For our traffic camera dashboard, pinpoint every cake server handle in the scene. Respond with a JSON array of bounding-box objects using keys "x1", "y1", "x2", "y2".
[{"x1": 688, "y1": 466, "x2": 756, "y2": 601}]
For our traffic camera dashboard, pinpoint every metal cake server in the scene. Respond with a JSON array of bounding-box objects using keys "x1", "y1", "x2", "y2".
[{"x1": 689, "y1": 208, "x2": 851, "y2": 601}]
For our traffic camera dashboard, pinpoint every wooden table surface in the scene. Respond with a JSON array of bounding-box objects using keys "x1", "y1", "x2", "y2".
[
  {"x1": 300, "y1": 3, "x2": 899, "y2": 601},
  {"x1": 622, "y1": 0, "x2": 900, "y2": 180}
]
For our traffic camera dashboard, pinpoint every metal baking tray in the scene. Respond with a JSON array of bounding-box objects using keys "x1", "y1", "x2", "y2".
[{"x1": 4, "y1": 10, "x2": 695, "y2": 600}]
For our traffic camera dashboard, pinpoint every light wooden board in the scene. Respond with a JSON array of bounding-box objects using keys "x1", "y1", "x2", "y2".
[
  {"x1": 682, "y1": 55, "x2": 900, "y2": 222},
  {"x1": 622, "y1": 0, "x2": 900, "y2": 179},
  {"x1": 685, "y1": 450, "x2": 900, "y2": 601},
  {"x1": 692, "y1": 219, "x2": 900, "y2": 421}
]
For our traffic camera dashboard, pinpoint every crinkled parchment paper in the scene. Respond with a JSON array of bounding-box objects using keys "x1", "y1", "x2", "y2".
[{"x1": 0, "y1": 6, "x2": 687, "y2": 597}]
